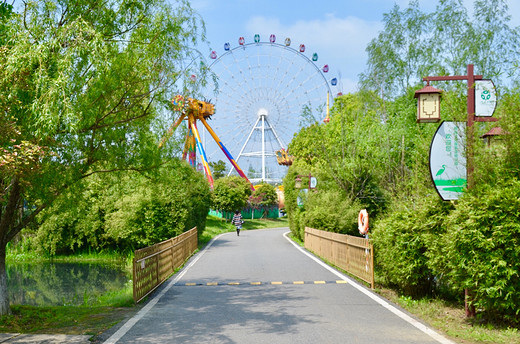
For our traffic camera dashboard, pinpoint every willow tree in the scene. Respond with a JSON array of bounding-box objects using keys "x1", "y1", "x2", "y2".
[{"x1": 0, "y1": 0, "x2": 206, "y2": 315}]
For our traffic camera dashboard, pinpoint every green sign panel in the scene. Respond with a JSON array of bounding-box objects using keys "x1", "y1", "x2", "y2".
[{"x1": 429, "y1": 122, "x2": 467, "y2": 200}]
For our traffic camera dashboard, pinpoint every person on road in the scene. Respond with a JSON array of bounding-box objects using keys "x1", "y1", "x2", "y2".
[{"x1": 232, "y1": 210, "x2": 243, "y2": 236}]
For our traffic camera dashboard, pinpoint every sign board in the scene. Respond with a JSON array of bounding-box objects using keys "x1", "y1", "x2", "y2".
[
  {"x1": 475, "y1": 79, "x2": 497, "y2": 117},
  {"x1": 429, "y1": 122, "x2": 467, "y2": 200},
  {"x1": 297, "y1": 189, "x2": 308, "y2": 206},
  {"x1": 310, "y1": 177, "x2": 317, "y2": 189}
]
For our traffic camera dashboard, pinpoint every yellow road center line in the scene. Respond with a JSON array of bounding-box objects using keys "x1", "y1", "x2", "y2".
[
  {"x1": 185, "y1": 283, "x2": 197, "y2": 286},
  {"x1": 293, "y1": 281, "x2": 304, "y2": 284},
  {"x1": 271, "y1": 281, "x2": 283, "y2": 285},
  {"x1": 336, "y1": 280, "x2": 347, "y2": 284},
  {"x1": 250, "y1": 282, "x2": 262, "y2": 285},
  {"x1": 206, "y1": 282, "x2": 218, "y2": 286},
  {"x1": 228, "y1": 282, "x2": 240, "y2": 285},
  {"x1": 314, "y1": 281, "x2": 326, "y2": 284}
]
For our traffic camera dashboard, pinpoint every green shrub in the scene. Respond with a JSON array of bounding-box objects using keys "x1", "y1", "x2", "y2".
[
  {"x1": 283, "y1": 167, "x2": 362, "y2": 240},
  {"x1": 291, "y1": 207, "x2": 305, "y2": 241},
  {"x1": 211, "y1": 176, "x2": 252, "y2": 220},
  {"x1": 303, "y1": 189, "x2": 361, "y2": 236},
  {"x1": 372, "y1": 196, "x2": 453, "y2": 298},
  {"x1": 33, "y1": 160, "x2": 211, "y2": 254},
  {"x1": 283, "y1": 168, "x2": 302, "y2": 239},
  {"x1": 438, "y1": 180, "x2": 520, "y2": 324}
]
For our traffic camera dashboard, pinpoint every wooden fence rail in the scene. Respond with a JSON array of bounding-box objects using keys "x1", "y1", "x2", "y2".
[
  {"x1": 133, "y1": 227, "x2": 198, "y2": 303},
  {"x1": 304, "y1": 227, "x2": 374, "y2": 288}
]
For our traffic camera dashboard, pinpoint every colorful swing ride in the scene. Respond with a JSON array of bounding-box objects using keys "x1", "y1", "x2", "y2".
[{"x1": 159, "y1": 95, "x2": 254, "y2": 190}]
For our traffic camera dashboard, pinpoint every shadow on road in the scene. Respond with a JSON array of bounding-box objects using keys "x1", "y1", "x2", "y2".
[{"x1": 139, "y1": 283, "x2": 317, "y2": 343}]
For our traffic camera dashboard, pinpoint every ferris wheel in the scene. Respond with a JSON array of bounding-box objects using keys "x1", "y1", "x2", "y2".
[{"x1": 200, "y1": 34, "x2": 337, "y2": 184}]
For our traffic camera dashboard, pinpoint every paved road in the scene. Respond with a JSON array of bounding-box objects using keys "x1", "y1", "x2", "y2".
[{"x1": 103, "y1": 228, "x2": 454, "y2": 344}]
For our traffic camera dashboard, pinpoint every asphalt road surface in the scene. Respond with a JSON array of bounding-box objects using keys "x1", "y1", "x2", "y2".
[{"x1": 103, "y1": 228, "x2": 454, "y2": 344}]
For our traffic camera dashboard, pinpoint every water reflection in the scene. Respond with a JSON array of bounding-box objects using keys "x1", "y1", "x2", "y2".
[{"x1": 7, "y1": 262, "x2": 130, "y2": 306}]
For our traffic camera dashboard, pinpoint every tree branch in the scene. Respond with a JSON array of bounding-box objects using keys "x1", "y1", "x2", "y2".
[
  {"x1": 22, "y1": 1, "x2": 38, "y2": 44},
  {"x1": 80, "y1": 163, "x2": 161, "y2": 180},
  {"x1": 85, "y1": 93, "x2": 156, "y2": 132}
]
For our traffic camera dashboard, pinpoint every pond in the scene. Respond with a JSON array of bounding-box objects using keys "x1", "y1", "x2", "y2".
[{"x1": 7, "y1": 262, "x2": 131, "y2": 306}]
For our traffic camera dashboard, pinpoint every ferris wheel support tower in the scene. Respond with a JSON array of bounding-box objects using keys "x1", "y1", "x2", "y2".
[{"x1": 232, "y1": 108, "x2": 286, "y2": 184}]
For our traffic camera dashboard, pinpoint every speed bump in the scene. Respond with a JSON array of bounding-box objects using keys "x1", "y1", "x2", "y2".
[{"x1": 179, "y1": 280, "x2": 348, "y2": 287}]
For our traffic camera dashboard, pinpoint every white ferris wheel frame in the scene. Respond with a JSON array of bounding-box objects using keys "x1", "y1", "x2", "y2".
[{"x1": 206, "y1": 39, "x2": 335, "y2": 184}]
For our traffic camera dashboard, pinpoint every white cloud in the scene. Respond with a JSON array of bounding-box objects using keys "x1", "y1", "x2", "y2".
[{"x1": 245, "y1": 14, "x2": 382, "y2": 93}]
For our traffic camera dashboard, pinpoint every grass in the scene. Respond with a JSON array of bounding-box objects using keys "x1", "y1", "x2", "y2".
[
  {"x1": 377, "y1": 289, "x2": 520, "y2": 344},
  {"x1": 0, "y1": 305, "x2": 135, "y2": 336}
]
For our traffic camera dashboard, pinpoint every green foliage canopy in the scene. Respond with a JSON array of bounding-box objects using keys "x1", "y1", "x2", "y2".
[
  {"x1": 209, "y1": 160, "x2": 227, "y2": 180},
  {"x1": 360, "y1": 0, "x2": 520, "y2": 98},
  {"x1": 211, "y1": 176, "x2": 252, "y2": 216},
  {"x1": 33, "y1": 160, "x2": 211, "y2": 254},
  {"x1": 249, "y1": 183, "x2": 277, "y2": 209}
]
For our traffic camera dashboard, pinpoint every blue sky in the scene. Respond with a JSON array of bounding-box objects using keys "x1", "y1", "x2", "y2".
[{"x1": 190, "y1": 0, "x2": 520, "y2": 94}]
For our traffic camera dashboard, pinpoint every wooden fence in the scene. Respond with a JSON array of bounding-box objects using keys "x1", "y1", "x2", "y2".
[
  {"x1": 304, "y1": 227, "x2": 374, "y2": 288},
  {"x1": 133, "y1": 227, "x2": 198, "y2": 303}
]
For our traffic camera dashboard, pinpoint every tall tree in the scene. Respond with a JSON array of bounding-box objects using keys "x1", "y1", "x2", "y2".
[
  {"x1": 209, "y1": 160, "x2": 227, "y2": 180},
  {"x1": 360, "y1": 1, "x2": 430, "y2": 101},
  {"x1": 471, "y1": 0, "x2": 520, "y2": 82},
  {"x1": 428, "y1": 0, "x2": 473, "y2": 76},
  {"x1": 0, "y1": 0, "x2": 206, "y2": 314},
  {"x1": 360, "y1": 0, "x2": 520, "y2": 97}
]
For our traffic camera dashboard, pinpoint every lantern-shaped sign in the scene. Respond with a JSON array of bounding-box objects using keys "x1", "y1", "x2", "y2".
[
  {"x1": 414, "y1": 84, "x2": 442, "y2": 123},
  {"x1": 210, "y1": 51, "x2": 217, "y2": 59},
  {"x1": 270, "y1": 34, "x2": 276, "y2": 43},
  {"x1": 238, "y1": 36, "x2": 245, "y2": 45},
  {"x1": 224, "y1": 42, "x2": 230, "y2": 51},
  {"x1": 322, "y1": 64, "x2": 329, "y2": 73},
  {"x1": 312, "y1": 53, "x2": 318, "y2": 61},
  {"x1": 299, "y1": 44, "x2": 305, "y2": 52},
  {"x1": 254, "y1": 34, "x2": 260, "y2": 43},
  {"x1": 285, "y1": 37, "x2": 291, "y2": 46},
  {"x1": 295, "y1": 176, "x2": 302, "y2": 189}
]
